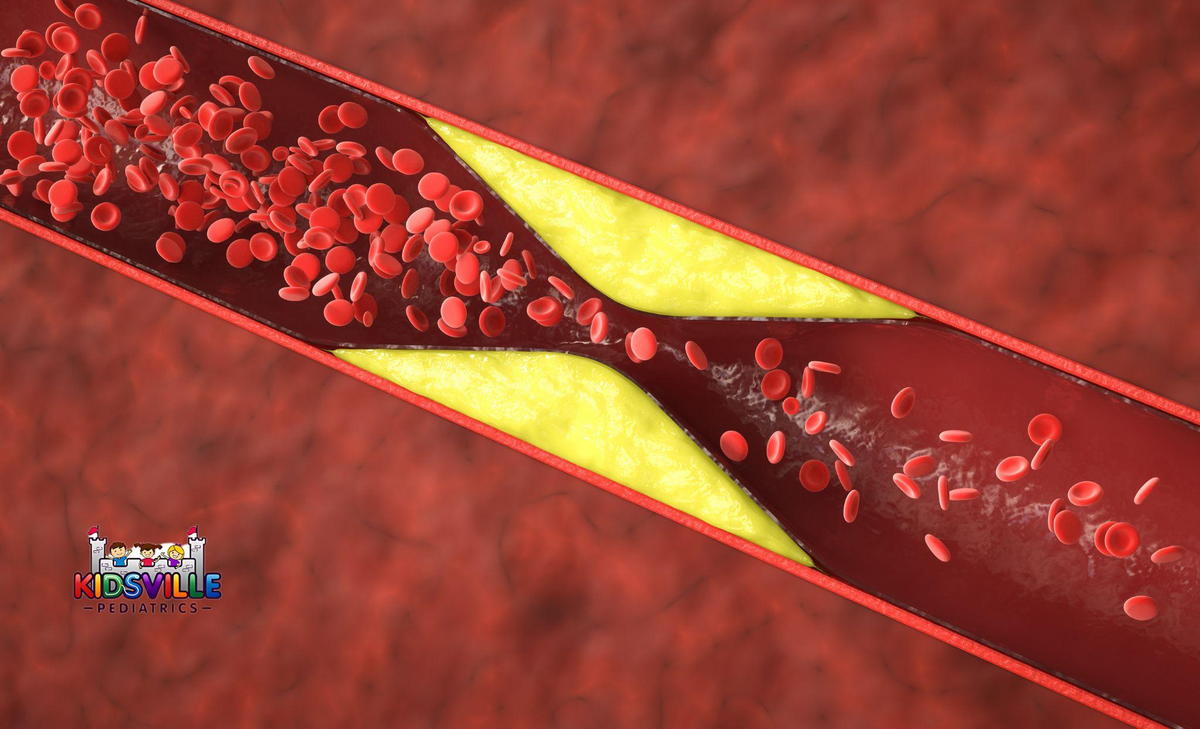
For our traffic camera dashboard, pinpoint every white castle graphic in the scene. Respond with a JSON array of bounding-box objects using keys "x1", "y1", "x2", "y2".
[{"x1": 87, "y1": 525, "x2": 208, "y2": 581}]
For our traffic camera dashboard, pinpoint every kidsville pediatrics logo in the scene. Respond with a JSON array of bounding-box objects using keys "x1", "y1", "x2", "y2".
[{"x1": 75, "y1": 525, "x2": 221, "y2": 614}]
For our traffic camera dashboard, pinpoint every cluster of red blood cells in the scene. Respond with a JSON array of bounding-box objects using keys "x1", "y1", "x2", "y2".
[
  {"x1": 1, "y1": 0, "x2": 618, "y2": 340},
  {"x1": 707, "y1": 338, "x2": 1184, "y2": 622}
]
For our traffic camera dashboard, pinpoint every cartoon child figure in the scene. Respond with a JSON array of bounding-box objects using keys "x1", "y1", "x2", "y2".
[
  {"x1": 166, "y1": 544, "x2": 185, "y2": 567},
  {"x1": 139, "y1": 544, "x2": 160, "y2": 567},
  {"x1": 109, "y1": 542, "x2": 129, "y2": 567}
]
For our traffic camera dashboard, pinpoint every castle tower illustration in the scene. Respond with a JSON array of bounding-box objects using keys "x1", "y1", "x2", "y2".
[
  {"x1": 187, "y1": 526, "x2": 206, "y2": 578},
  {"x1": 88, "y1": 525, "x2": 106, "y2": 573}
]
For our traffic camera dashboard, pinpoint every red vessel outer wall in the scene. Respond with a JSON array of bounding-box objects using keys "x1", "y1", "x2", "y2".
[{"x1": 3, "y1": 2, "x2": 1187, "y2": 727}]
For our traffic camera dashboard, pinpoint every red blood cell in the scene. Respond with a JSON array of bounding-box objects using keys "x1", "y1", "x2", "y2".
[
  {"x1": 283, "y1": 266, "x2": 310, "y2": 288},
  {"x1": 74, "y1": 3, "x2": 103, "y2": 30},
  {"x1": 365, "y1": 183, "x2": 395, "y2": 215},
  {"x1": 782, "y1": 398, "x2": 801, "y2": 415},
  {"x1": 250, "y1": 232, "x2": 278, "y2": 262},
  {"x1": 48, "y1": 179, "x2": 77, "y2": 208},
  {"x1": 720, "y1": 431, "x2": 749, "y2": 462},
  {"x1": 173, "y1": 201, "x2": 204, "y2": 231},
  {"x1": 238, "y1": 82, "x2": 262, "y2": 111},
  {"x1": 6, "y1": 131, "x2": 36, "y2": 159},
  {"x1": 526, "y1": 296, "x2": 564, "y2": 327},
  {"x1": 843, "y1": 490, "x2": 861, "y2": 524},
  {"x1": 311, "y1": 272, "x2": 340, "y2": 297},
  {"x1": 455, "y1": 252, "x2": 480, "y2": 284},
  {"x1": 1105, "y1": 522, "x2": 1140, "y2": 557},
  {"x1": 427, "y1": 231, "x2": 458, "y2": 263},
  {"x1": 683, "y1": 340, "x2": 708, "y2": 370},
  {"x1": 903, "y1": 454, "x2": 936, "y2": 478},
  {"x1": 939, "y1": 430, "x2": 973, "y2": 443},
  {"x1": 925, "y1": 535, "x2": 952, "y2": 563},
  {"x1": 224, "y1": 127, "x2": 257, "y2": 154},
  {"x1": 949, "y1": 488, "x2": 980, "y2": 502},
  {"x1": 323, "y1": 299, "x2": 354, "y2": 327},
  {"x1": 890, "y1": 387, "x2": 916, "y2": 418},
  {"x1": 337, "y1": 101, "x2": 367, "y2": 128},
  {"x1": 760, "y1": 369, "x2": 791, "y2": 400},
  {"x1": 1134, "y1": 476, "x2": 1160, "y2": 505},
  {"x1": 417, "y1": 172, "x2": 450, "y2": 201},
  {"x1": 135, "y1": 10, "x2": 148, "y2": 44},
  {"x1": 1094, "y1": 521, "x2": 1116, "y2": 556},
  {"x1": 835, "y1": 461, "x2": 853, "y2": 491},
  {"x1": 799, "y1": 367, "x2": 815, "y2": 398},
  {"x1": 628, "y1": 327, "x2": 658, "y2": 361},
  {"x1": 1067, "y1": 480, "x2": 1103, "y2": 507},
  {"x1": 19, "y1": 90, "x2": 50, "y2": 118},
  {"x1": 226, "y1": 238, "x2": 254, "y2": 269},
  {"x1": 292, "y1": 252, "x2": 321, "y2": 281},
  {"x1": 1151, "y1": 546, "x2": 1184, "y2": 564},
  {"x1": 589, "y1": 312, "x2": 608, "y2": 343},
  {"x1": 1027, "y1": 413, "x2": 1063, "y2": 444},
  {"x1": 766, "y1": 431, "x2": 786, "y2": 465},
  {"x1": 88, "y1": 202, "x2": 120, "y2": 231},
  {"x1": 937, "y1": 475, "x2": 950, "y2": 511},
  {"x1": 1030, "y1": 437, "x2": 1055, "y2": 471},
  {"x1": 208, "y1": 83, "x2": 234, "y2": 106},
  {"x1": 799, "y1": 460, "x2": 830, "y2": 492},
  {"x1": 995, "y1": 455, "x2": 1030, "y2": 483},
  {"x1": 1123, "y1": 595, "x2": 1158, "y2": 622},
  {"x1": 401, "y1": 235, "x2": 424, "y2": 264},
  {"x1": 521, "y1": 249, "x2": 538, "y2": 279},
  {"x1": 437, "y1": 318, "x2": 468, "y2": 338},
  {"x1": 404, "y1": 305, "x2": 429, "y2": 332},
  {"x1": 309, "y1": 205, "x2": 340, "y2": 231},
  {"x1": 893, "y1": 473, "x2": 921, "y2": 500},
  {"x1": 153, "y1": 56, "x2": 183, "y2": 85},
  {"x1": 10, "y1": 64, "x2": 37, "y2": 93},
  {"x1": 278, "y1": 286, "x2": 309, "y2": 302},
  {"x1": 808, "y1": 360, "x2": 842, "y2": 375},
  {"x1": 1047, "y1": 498, "x2": 1065, "y2": 533},
  {"x1": 405, "y1": 207, "x2": 434, "y2": 234},
  {"x1": 83, "y1": 136, "x2": 112, "y2": 165},
  {"x1": 440, "y1": 297, "x2": 468, "y2": 329},
  {"x1": 101, "y1": 33, "x2": 130, "y2": 62},
  {"x1": 392, "y1": 148, "x2": 424, "y2": 175},
  {"x1": 49, "y1": 26, "x2": 79, "y2": 54},
  {"x1": 155, "y1": 232, "x2": 186, "y2": 263},
  {"x1": 547, "y1": 276, "x2": 574, "y2": 300},
  {"x1": 1052, "y1": 510, "x2": 1083, "y2": 545},
  {"x1": 804, "y1": 411, "x2": 828, "y2": 435},
  {"x1": 478, "y1": 306, "x2": 505, "y2": 338},
  {"x1": 449, "y1": 189, "x2": 483, "y2": 221},
  {"x1": 499, "y1": 232, "x2": 515, "y2": 256},
  {"x1": 324, "y1": 245, "x2": 356, "y2": 274},
  {"x1": 754, "y1": 338, "x2": 783, "y2": 369},
  {"x1": 247, "y1": 55, "x2": 275, "y2": 80},
  {"x1": 139, "y1": 90, "x2": 168, "y2": 116},
  {"x1": 829, "y1": 439, "x2": 855, "y2": 467}
]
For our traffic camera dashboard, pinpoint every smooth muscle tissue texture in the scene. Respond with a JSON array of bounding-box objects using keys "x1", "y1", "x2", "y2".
[{"x1": 337, "y1": 124, "x2": 910, "y2": 561}]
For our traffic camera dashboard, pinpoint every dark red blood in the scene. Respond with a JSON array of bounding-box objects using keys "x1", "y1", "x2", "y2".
[
  {"x1": 995, "y1": 455, "x2": 1030, "y2": 483},
  {"x1": 808, "y1": 360, "x2": 842, "y2": 374},
  {"x1": 804, "y1": 410, "x2": 827, "y2": 435},
  {"x1": 1094, "y1": 521, "x2": 1116, "y2": 556},
  {"x1": 1134, "y1": 477, "x2": 1160, "y2": 505},
  {"x1": 1123, "y1": 596, "x2": 1159, "y2": 622},
  {"x1": 628, "y1": 327, "x2": 658, "y2": 362},
  {"x1": 478, "y1": 305, "x2": 505, "y2": 338},
  {"x1": 1105, "y1": 522, "x2": 1141, "y2": 558},
  {"x1": 890, "y1": 386, "x2": 916, "y2": 418},
  {"x1": 89, "y1": 202, "x2": 120, "y2": 231},
  {"x1": 835, "y1": 461, "x2": 853, "y2": 492},
  {"x1": 683, "y1": 340, "x2": 707, "y2": 370},
  {"x1": 781, "y1": 397, "x2": 800, "y2": 416},
  {"x1": 903, "y1": 454, "x2": 936, "y2": 478},
  {"x1": 323, "y1": 298, "x2": 354, "y2": 327},
  {"x1": 937, "y1": 475, "x2": 950, "y2": 511},
  {"x1": 760, "y1": 369, "x2": 791, "y2": 400},
  {"x1": 829, "y1": 439, "x2": 855, "y2": 467},
  {"x1": 1067, "y1": 480, "x2": 1104, "y2": 507},
  {"x1": 1027, "y1": 413, "x2": 1063, "y2": 444},
  {"x1": 154, "y1": 232, "x2": 186, "y2": 263},
  {"x1": 799, "y1": 460, "x2": 830, "y2": 492},
  {"x1": 337, "y1": 101, "x2": 367, "y2": 129},
  {"x1": 754, "y1": 337, "x2": 782, "y2": 369},
  {"x1": 1151, "y1": 546, "x2": 1184, "y2": 564},
  {"x1": 939, "y1": 429, "x2": 973, "y2": 443},
  {"x1": 925, "y1": 534, "x2": 952, "y2": 563},
  {"x1": 719, "y1": 430, "x2": 749, "y2": 463},
  {"x1": 1052, "y1": 510, "x2": 1083, "y2": 545},
  {"x1": 843, "y1": 490, "x2": 861, "y2": 524},
  {"x1": 949, "y1": 488, "x2": 980, "y2": 502},
  {"x1": 893, "y1": 473, "x2": 921, "y2": 500},
  {"x1": 766, "y1": 431, "x2": 786, "y2": 465}
]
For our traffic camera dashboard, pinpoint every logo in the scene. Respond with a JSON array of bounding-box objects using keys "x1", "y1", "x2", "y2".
[{"x1": 75, "y1": 525, "x2": 221, "y2": 614}]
